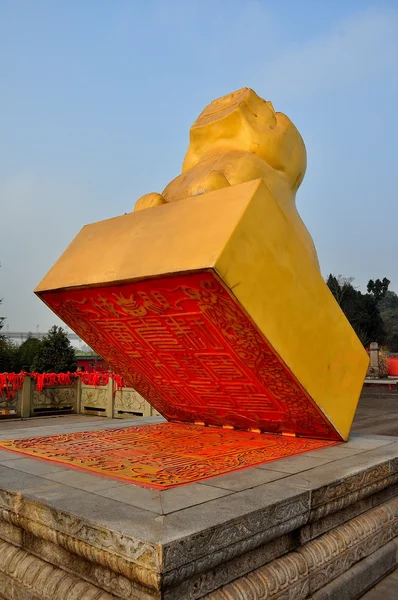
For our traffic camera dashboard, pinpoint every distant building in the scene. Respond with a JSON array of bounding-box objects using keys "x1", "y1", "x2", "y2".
[{"x1": 75, "y1": 351, "x2": 109, "y2": 372}]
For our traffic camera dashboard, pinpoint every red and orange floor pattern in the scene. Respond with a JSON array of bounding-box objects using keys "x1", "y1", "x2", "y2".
[{"x1": 0, "y1": 423, "x2": 338, "y2": 489}]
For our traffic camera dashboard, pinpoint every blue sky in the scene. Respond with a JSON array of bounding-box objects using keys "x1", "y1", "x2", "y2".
[{"x1": 1, "y1": 0, "x2": 398, "y2": 333}]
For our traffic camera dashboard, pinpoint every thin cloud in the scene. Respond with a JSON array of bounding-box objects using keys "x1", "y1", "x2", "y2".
[{"x1": 263, "y1": 8, "x2": 398, "y2": 98}]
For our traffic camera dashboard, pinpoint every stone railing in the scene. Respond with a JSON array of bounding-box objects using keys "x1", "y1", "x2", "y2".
[
  {"x1": 80, "y1": 379, "x2": 159, "y2": 418},
  {"x1": 0, "y1": 387, "x2": 22, "y2": 417},
  {"x1": 0, "y1": 376, "x2": 158, "y2": 420}
]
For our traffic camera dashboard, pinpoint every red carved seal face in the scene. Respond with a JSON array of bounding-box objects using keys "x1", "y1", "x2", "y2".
[{"x1": 40, "y1": 270, "x2": 340, "y2": 440}]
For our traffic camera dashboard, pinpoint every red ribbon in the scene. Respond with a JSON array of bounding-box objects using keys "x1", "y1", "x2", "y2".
[
  {"x1": 0, "y1": 372, "x2": 26, "y2": 400},
  {"x1": 0, "y1": 371, "x2": 127, "y2": 398}
]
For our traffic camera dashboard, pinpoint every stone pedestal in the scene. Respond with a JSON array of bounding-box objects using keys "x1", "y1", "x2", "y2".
[{"x1": 0, "y1": 417, "x2": 398, "y2": 599}]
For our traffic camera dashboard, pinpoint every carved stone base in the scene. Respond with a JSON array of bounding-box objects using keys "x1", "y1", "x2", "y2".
[
  {"x1": 1, "y1": 420, "x2": 398, "y2": 599},
  {"x1": 206, "y1": 498, "x2": 398, "y2": 599}
]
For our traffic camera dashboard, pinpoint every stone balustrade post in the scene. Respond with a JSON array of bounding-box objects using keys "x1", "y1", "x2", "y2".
[
  {"x1": 20, "y1": 376, "x2": 32, "y2": 419},
  {"x1": 106, "y1": 377, "x2": 114, "y2": 418},
  {"x1": 369, "y1": 342, "x2": 379, "y2": 369},
  {"x1": 368, "y1": 342, "x2": 380, "y2": 379},
  {"x1": 75, "y1": 376, "x2": 82, "y2": 414}
]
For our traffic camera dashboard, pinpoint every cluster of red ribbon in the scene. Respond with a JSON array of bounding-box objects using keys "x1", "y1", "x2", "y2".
[
  {"x1": 0, "y1": 371, "x2": 127, "y2": 399},
  {"x1": 0, "y1": 373, "x2": 26, "y2": 400}
]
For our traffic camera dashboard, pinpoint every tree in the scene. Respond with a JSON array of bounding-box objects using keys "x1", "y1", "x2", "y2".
[
  {"x1": 326, "y1": 275, "x2": 355, "y2": 307},
  {"x1": 327, "y1": 275, "x2": 389, "y2": 347},
  {"x1": 0, "y1": 341, "x2": 18, "y2": 372},
  {"x1": 32, "y1": 326, "x2": 77, "y2": 373},
  {"x1": 0, "y1": 331, "x2": 19, "y2": 373},
  {"x1": 16, "y1": 335, "x2": 43, "y2": 372},
  {"x1": 379, "y1": 291, "x2": 398, "y2": 352},
  {"x1": 367, "y1": 278, "x2": 390, "y2": 303}
]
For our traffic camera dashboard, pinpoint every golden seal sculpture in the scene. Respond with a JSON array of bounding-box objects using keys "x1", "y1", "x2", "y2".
[
  {"x1": 35, "y1": 88, "x2": 369, "y2": 463},
  {"x1": 135, "y1": 88, "x2": 319, "y2": 269}
]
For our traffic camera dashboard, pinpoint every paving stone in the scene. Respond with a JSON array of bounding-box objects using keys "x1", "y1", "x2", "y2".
[
  {"x1": 19, "y1": 482, "x2": 163, "y2": 543},
  {"x1": 345, "y1": 434, "x2": 398, "y2": 450},
  {"x1": 199, "y1": 466, "x2": 288, "y2": 490},
  {"x1": 278, "y1": 451, "x2": 398, "y2": 513},
  {"x1": 0, "y1": 457, "x2": 67, "y2": 476},
  {"x1": 256, "y1": 454, "x2": 334, "y2": 473},
  {"x1": 95, "y1": 481, "x2": 232, "y2": 514},
  {"x1": 302, "y1": 444, "x2": 368, "y2": 460},
  {"x1": 0, "y1": 465, "x2": 68, "y2": 498},
  {"x1": 41, "y1": 469, "x2": 127, "y2": 492},
  {"x1": 0, "y1": 432, "x2": 47, "y2": 440},
  {"x1": 350, "y1": 433, "x2": 398, "y2": 441},
  {"x1": 0, "y1": 450, "x2": 22, "y2": 461},
  {"x1": 360, "y1": 441, "x2": 398, "y2": 461}
]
